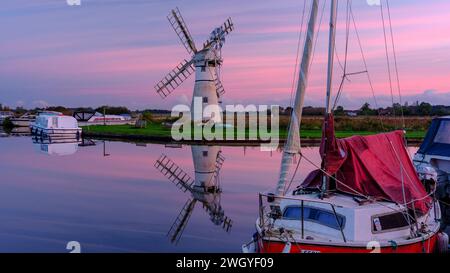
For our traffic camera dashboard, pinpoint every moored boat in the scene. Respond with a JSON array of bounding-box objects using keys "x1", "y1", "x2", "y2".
[
  {"x1": 30, "y1": 114, "x2": 82, "y2": 140},
  {"x1": 414, "y1": 116, "x2": 450, "y2": 226},
  {"x1": 243, "y1": 0, "x2": 446, "y2": 253},
  {"x1": 10, "y1": 113, "x2": 36, "y2": 127}
]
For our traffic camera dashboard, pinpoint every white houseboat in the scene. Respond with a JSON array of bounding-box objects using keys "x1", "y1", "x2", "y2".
[{"x1": 31, "y1": 114, "x2": 82, "y2": 140}]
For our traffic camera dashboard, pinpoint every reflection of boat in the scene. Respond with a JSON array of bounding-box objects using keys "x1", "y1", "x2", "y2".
[
  {"x1": 30, "y1": 114, "x2": 82, "y2": 140},
  {"x1": 243, "y1": 0, "x2": 444, "y2": 253},
  {"x1": 0, "y1": 126, "x2": 8, "y2": 137},
  {"x1": 11, "y1": 126, "x2": 31, "y2": 135},
  {"x1": 414, "y1": 116, "x2": 450, "y2": 225},
  {"x1": 0, "y1": 111, "x2": 14, "y2": 125},
  {"x1": 154, "y1": 145, "x2": 232, "y2": 244},
  {"x1": 10, "y1": 113, "x2": 36, "y2": 127},
  {"x1": 32, "y1": 137, "x2": 81, "y2": 156}
]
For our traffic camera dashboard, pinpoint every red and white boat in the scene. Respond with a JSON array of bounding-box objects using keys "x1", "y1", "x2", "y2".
[{"x1": 243, "y1": 0, "x2": 447, "y2": 253}]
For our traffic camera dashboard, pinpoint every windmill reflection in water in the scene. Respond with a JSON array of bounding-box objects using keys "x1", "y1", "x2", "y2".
[{"x1": 155, "y1": 145, "x2": 232, "y2": 244}]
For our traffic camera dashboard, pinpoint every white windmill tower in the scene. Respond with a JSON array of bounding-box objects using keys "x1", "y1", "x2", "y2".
[
  {"x1": 154, "y1": 8, "x2": 234, "y2": 124},
  {"x1": 154, "y1": 145, "x2": 232, "y2": 244}
]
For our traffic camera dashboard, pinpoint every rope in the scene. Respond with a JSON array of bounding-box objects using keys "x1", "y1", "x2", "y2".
[
  {"x1": 386, "y1": 0, "x2": 406, "y2": 129},
  {"x1": 284, "y1": 154, "x2": 303, "y2": 194},
  {"x1": 332, "y1": 0, "x2": 352, "y2": 110},
  {"x1": 380, "y1": 0, "x2": 398, "y2": 127},
  {"x1": 288, "y1": 0, "x2": 308, "y2": 108},
  {"x1": 309, "y1": 0, "x2": 327, "y2": 68},
  {"x1": 349, "y1": 5, "x2": 386, "y2": 131}
]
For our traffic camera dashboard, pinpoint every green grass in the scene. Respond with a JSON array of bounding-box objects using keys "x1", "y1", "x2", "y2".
[{"x1": 81, "y1": 123, "x2": 426, "y2": 140}]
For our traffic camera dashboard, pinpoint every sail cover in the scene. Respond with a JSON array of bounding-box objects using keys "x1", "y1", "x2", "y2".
[
  {"x1": 303, "y1": 114, "x2": 431, "y2": 213},
  {"x1": 417, "y1": 116, "x2": 450, "y2": 157}
]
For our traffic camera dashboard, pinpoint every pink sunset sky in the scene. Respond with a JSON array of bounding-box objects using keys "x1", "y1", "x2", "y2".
[{"x1": 0, "y1": 0, "x2": 449, "y2": 110}]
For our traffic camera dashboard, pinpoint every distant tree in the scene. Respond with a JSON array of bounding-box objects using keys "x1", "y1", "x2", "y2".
[
  {"x1": 95, "y1": 106, "x2": 131, "y2": 115},
  {"x1": 46, "y1": 106, "x2": 72, "y2": 115},
  {"x1": 141, "y1": 111, "x2": 153, "y2": 122},
  {"x1": 359, "y1": 102, "x2": 375, "y2": 116},
  {"x1": 15, "y1": 106, "x2": 27, "y2": 115},
  {"x1": 418, "y1": 102, "x2": 432, "y2": 116},
  {"x1": 334, "y1": 106, "x2": 345, "y2": 116}
]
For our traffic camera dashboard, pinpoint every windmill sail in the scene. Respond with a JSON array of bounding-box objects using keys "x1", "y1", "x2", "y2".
[
  {"x1": 168, "y1": 8, "x2": 197, "y2": 54},
  {"x1": 167, "y1": 199, "x2": 197, "y2": 244},
  {"x1": 204, "y1": 18, "x2": 234, "y2": 49},
  {"x1": 154, "y1": 154, "x2": 194, "y2": 192},
  {"x1": 154, "y1": 59, "x2": 195, "y2": 98},
  {"x1": 214, "y1": 77, "x2": 225, "y2": 98},
  {"x1": 275, "y1": 0, "x2": 319, "y2": 197}
]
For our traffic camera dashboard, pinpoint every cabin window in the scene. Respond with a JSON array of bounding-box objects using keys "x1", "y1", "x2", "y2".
[
  {"x1": 372, "y1": 211, "x2": 413, "y2": 233},
  {"x1": 282, "y1": 206, "x2": 345, "y2": 230},
  {"x1": 202, "y1": 151, "x2": 208, "y2": 157},
  {"x1": 202, "y1": 97, "x2": 208, "y2": 103},
  {"x1": 52, "y1": 117, "x2": 58, "y2": 127},
  {"x1": 434, "y1": 120, "x2": 450, "y2": 144}
]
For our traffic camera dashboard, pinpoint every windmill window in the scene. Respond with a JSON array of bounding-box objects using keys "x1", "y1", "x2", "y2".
[
  {"x1": 203, "y1": 97, "x2": 208, "y2": 103},
  {"x1": 201, "y1": 66, "x2": 206, "y2": 72},
  {"x1": 202, "y1": 151, "x2": 208, "y2": 157}
]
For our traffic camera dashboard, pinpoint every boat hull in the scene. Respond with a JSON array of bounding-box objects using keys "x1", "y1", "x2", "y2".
[
  {"x1": 31, "y1": 126, "x2": 82, "y2": 139},
  {"x1": 11, "y1": 119, "x2": 33, "y2": 127},
  {"x1": 256, "y1": 234, "x2": 438, "y2": 253}
]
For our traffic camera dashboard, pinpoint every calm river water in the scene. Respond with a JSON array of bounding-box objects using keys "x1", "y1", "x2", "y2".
[{"x1": 0, "y1": 134, "x2": 424, "y2": 252}]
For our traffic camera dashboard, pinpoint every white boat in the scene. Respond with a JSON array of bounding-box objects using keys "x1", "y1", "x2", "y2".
[
  {"x1": 10, "y1": 113, "x2": 36, "y2": 127},
  {"x1": 30, "y1": 114, "x2": 82, "y2": 140},
  {"x1": 243, "y1": 0, "x2": 446, "y2": 253},
  {"x1": 77, "y1": 112, "x2": 134, "y2": 126},
  {"x1": 414, "y1": 116, "x2": 450, "y2": 225},
  {"x1": 0, "y1": 111, "x2": 14, "y2": 125}
]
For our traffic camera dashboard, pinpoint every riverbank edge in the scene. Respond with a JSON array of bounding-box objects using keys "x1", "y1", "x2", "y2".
[{"x1": 82, "y1": 131, "x2": 424, "y2": 146}]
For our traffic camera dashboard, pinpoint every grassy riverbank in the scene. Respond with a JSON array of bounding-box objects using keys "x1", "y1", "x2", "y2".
[{"x1": 81, "y1": 123, "x2": 426, "y2": 141}]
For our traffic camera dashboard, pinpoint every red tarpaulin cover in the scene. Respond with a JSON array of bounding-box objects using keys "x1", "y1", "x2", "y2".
[{"x1": 303, "y1": 114, "x2": 431, "y2": 213}]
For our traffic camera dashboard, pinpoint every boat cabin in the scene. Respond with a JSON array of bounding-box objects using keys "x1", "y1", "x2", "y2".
[{"x1": 35, "y1": 115, "x2": 79, "y2": 130}]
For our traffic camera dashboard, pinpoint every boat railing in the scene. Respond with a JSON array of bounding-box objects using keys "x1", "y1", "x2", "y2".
[{"x1": 258, "y1": 192, "x2": 347, "y2": 242}]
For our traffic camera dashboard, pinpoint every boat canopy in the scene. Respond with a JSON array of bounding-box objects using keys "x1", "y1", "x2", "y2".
[
  {"x1": 417, "y1": 116, "x2": 450, "y2": 157},
  {"x1": 302, "y1": 114, "x2": 431, "y2": 214}
]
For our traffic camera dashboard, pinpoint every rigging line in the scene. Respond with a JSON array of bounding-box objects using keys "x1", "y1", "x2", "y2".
[
  {"x1": 386, "y1": 0, "x2": 406, "y2": 129},
  {"x1": 283, "y1": 154, "x2": 303, "y2": 194},
  {"x1": 332, "y1": 0, "x2": 352, "y2": 110},
  {"x1": 349, "y1": 5, "x2": 385, "y2": 131},
  {"x1": 380, "y1": 0, "x2": 398, "y2": 127},
  {"x1": 309, "y1": 0, "x2": 327, "y2": 69},
  {"x1": 289, "y1": 0, "x2": 308, "y2": 108}
]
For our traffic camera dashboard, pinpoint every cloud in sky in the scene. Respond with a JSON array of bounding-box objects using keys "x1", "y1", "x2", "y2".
[
  {"x1": 366, "y1": 0, "x2": 381, "y2": 7},
  {"x1": 0, "y1": 0, "x2": 450, "y2": 110}
]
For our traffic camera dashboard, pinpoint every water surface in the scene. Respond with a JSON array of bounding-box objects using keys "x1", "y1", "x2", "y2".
[{"x1": 0, "y1": 135, "x2": 423, "y2": 252}]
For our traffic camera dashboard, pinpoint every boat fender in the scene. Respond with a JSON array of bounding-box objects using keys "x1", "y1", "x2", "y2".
[
  {"x1": 282, "y1": 242, "x2": 292, "y2": 253},
  {"x1": 388, "y1": 240, "x2": 398, "y2": 250},
  {"x1": 437, "y1": 232, "x2": 449, "y2": 253}
]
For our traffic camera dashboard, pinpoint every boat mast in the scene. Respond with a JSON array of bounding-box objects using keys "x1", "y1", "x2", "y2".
[
  {"x1": 275, "y1": 0, "x2": 319, "y2": 198},
  {"x1": 321, "y1": 0, "x2": 338, "y2": 195}
]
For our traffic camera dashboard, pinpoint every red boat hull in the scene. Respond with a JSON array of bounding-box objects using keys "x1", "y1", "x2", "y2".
[{"x1": 259, "y1": 234, "x2": 438, "y2": 253}]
